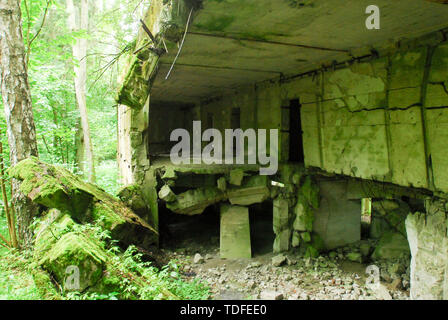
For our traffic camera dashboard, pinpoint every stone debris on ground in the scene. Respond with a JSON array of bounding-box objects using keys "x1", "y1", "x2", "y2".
[{"x1": 167, "y1": 241, "x2": 410, "y2": 301}]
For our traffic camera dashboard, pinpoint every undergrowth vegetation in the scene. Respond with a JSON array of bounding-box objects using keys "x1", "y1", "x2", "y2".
[{"x1": 0, "y1": 215, "x2": 210, "y2": 300}]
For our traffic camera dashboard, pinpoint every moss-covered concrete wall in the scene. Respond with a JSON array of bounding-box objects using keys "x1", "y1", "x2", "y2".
[{"x1": 199, "y1": 40, "x2": 448, "y2": 195}]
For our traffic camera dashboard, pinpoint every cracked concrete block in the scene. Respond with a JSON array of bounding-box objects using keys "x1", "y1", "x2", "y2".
[
  {"x1": 228, "y1": 175, "x2": 270, "y2": 206},
  {"x1": 220, "y1": 205, "x2": 251, "y2": 259},
  {"x1": 158, "y1": 185, "x2": 176, "y2": 202},
  {"x1": 166, "y1": 187, "x2": 226, "y2": 215},
  {"x1": 229, "y1": 169, "x2": 245, "y2": 186},
  {"x1": 273, "y1": 229, "x2": 290, "y2": 253},
  {"x1": 292, "y1": 231, "x2": 301, "y2": 248},
  {"x1": 406, "y1": 208, "x2": 448, "y2": 300}
]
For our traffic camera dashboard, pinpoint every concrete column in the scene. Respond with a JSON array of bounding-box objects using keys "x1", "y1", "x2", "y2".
[
  {"x1": 273, "y1": 198, "x2": 290, "y2": 253},
  {"x1": 220, "y1": 204, "x2": 252, "y2": 259},
  {"x1": 406, "y1": 199, "x2": 448, "y2": 300}
]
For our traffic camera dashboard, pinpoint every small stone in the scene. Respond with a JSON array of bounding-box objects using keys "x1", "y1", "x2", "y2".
[
  {"x1": 272, "y1": 254, "x2": 287, "y2": 267},
  {"x1": 205, "y1": 254, "x2": 213, "y2": 260},
  {"x1": 346, "y1": 252, "x2": 362, "y2": 263},
  {"x1": 259, "y1": 290, "x2": 284, "y2": 300},
  {"x1": 193, "y1": 253, "x2": 204, "y2": 264},
  {"x1": 390, "y1": 278, "x2": 403, "y2": 291}
]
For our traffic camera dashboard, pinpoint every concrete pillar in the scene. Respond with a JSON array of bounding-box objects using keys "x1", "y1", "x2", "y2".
[
  {"x1": 273, "y1": 198, "x2": 290, "y2": 253},
  {"x1": 220, "y1": 204, "x2": 252, "y2": 259},
  {"x1": 406, "y1": 200, "x2": 448, "y2": 300}
]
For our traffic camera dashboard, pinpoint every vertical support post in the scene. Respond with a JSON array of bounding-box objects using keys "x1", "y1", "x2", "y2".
[{"x1": 220, "y1": 204, "x2": 252, "y2": 259}]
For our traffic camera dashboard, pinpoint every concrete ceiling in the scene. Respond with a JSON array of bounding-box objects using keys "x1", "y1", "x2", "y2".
[{"x1": 151, "y1": 0, "x2": 448, "y2": 104}]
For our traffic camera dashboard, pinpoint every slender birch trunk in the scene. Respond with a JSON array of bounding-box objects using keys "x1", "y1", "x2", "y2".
[
  {"x1": 66, "y1": 0, "x2": 95, "y2": 183},
  {"x1": 0, "y1": 0, "x2": 39, "y2": 249}
]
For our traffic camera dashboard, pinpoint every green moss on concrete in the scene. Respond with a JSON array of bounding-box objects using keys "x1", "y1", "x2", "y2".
[
  {"x1": 91, "y1": 202, "x2": 126, "y2": 232},
  {"x1": 167, "y1": 187, "x2": 226, "y2": 215},
  {"x1": 38, "y1": 232, "x2": 108, "y2": 292},
  {"x1": 10, "y1": 157, "x2": 158, "y2": 247},
  {"x1": 372, "y1": 231, "x2": 410, "y2": 260},
  {"x1": 195, "y1": 15, "x2": 235, "y2": 32}
]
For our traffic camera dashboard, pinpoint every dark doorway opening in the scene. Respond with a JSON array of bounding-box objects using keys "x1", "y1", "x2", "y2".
[
  {"x1": 249, "y1": 201, "x2": 274, "y2": 256},
  {"x1": 289, "y1": 99, "x2": 304, "y2": 162},
  {"x1": 159, "y1": 205, "x2": 220, "y2": 253},
  {"x1": 231, "y1": 107, "x2": 241, "y2": 155}
]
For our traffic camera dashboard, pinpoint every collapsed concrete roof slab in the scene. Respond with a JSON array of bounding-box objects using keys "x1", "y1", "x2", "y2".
[{"x1": 117, "y1": 0, "x2": 448, "y2": 108}]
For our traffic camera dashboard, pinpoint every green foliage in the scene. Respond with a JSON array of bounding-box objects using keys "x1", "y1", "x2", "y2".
[
  {"x1": 0, "y1": 0, "x2": 210, "y2": 301},
  {"x1": 0, "y1": 214, "x2": 210, "y2": 300}
]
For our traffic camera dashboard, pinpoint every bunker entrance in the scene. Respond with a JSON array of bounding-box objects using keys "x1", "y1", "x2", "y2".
[
  {"x1": 159, "y1": 205, "x2": 220, "y2": 252},
  {"x1": 249, "y1": 201, "x2": 275, "y2": 256},
  {"x1": 281, "y1": 99, "x2": 304, "y2": 163}
]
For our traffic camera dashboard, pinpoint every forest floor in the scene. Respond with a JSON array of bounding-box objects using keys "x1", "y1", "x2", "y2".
[{"x1": 161, "y1": 211, "x2": 410, "y2": 301}]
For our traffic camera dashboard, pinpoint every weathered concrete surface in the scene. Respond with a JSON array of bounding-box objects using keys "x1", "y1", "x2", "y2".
[
  {"x1": 220, "y1": 205, "x2": 251, "y2": 259},
  {"x1": 372, "y1": 231, "x2": 410, "y2": 261},
  {"x1": 406, "y1": 201, "x2": 448, "y2": 300},
  {"x1": 10, "y1": 157, "x2": 158, "y2": 247},
  {"x1": 166, "y1": 187, "x2": 226, "y2": 215},
  {"x1": 228, "y1": 175, "x2": 270, "y2": 206},
  {"x1": 313, "y1": 180, "x2": 360, "y2": 250},
  {"x1": 272, "y1": 198, "x2": 289, "y2": 253}
]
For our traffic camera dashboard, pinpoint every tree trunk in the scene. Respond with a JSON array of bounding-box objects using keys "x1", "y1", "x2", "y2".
[
  {"x1": 74, "y1": 118, "x2": 85, "y2": 174},
  {"x1": 66, "y1": 0, "x2": 95, "y2": 183},
  {"x1": 0, "y1": 0, "x2": 39, "y2": 249}
]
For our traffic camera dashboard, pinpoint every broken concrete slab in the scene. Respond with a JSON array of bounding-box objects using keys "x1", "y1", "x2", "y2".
[
  {"x1": 166, "y1": 187, "x2": 226, "y2": 215},
  {"x1": 158, "y1": 185, "x2": 177, "y2": 202},
  {"x1": 228, "y1": 175, "x2": 270, "y2": 206},
  {"x1": 272, "y1": 254, "x2": 287, "y2": 267},
  {"x1": 220, "y1": 205, "x2": 251, "y2": 259},
  {"x1": 33, "y1": 209, "x2": 108, "y2": 292},
  {"x1": 229, "y1": 168, "x2": 245, "y2": 186},
  {"x1": 117, "y1": 184, "x2": 147, "y2": 212},
  {"x1": 10, "y1": 157, "x2": 158, "y2": 247},
  {"x1": 292, "y1": 231, "x2": 301, "y2": 248}
]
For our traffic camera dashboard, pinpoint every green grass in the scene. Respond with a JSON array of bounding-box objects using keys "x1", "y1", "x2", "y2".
[{"x1": 0, "y1": 216, "x2": 46, "y2": 300}]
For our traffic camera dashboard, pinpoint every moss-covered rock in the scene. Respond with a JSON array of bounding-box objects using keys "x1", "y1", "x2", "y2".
[
  {"x1": 39, "y1": 232, "x2": 108, "y2": 292},
  {"x1": 10, "y1": 157, "x2": 158, "y2": 247},
  {"x1": 33, "y1": 209, "x2": 108, "y2": 292}
]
